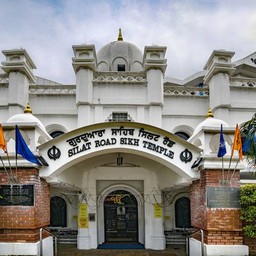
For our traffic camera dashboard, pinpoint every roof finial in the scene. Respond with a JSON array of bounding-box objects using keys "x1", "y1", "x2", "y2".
[
  {"x1": 206, "y1": 108, "x2": 214, "y2": 118},
  {"x1": 24, "y1": 103, "x2": 32, "y2": 114},
  {"x1": 117, "y1": 28, "x2": 123, "y2": 41}
]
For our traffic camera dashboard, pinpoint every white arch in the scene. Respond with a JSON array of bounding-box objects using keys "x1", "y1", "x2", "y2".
[
  {"x1": 38, "y1": 122, "x2": 201, "y2": 181},
  {"x1": 46, "y1": 123, "x2": 68, "y2": 135}
]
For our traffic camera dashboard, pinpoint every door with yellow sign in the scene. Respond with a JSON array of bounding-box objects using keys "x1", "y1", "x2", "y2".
[{"x1": 104, "y1": 190, "x2": 138, "y2": 242}]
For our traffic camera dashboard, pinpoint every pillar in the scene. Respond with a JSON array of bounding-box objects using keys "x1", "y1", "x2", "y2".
[
  {"x1": 190, "y1": 169, "x2": 248, "y2": 256},
  {"x1": 72, "y1": 44, "x2": 96, "y2": 127},
  {"x1": 0, "y1": 169, "x2": 52, "y2": 256}
]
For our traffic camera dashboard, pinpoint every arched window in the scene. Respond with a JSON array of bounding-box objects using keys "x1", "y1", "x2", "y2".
[
  {"x1": 175, "y1": 132, "x2": 190, "y2": 141},
  {"x1": 175, "y1": 197, "x2": 191, "y2": 228},
  {"x1": 50, "y1": 196, "x2": 67, "y2": 227},
  {"x1": 112, "y1": 57, "x2": 128, "y2": 71},
  {"x1": 50, "y1": 131, "x2": 65, "y2": 138}
]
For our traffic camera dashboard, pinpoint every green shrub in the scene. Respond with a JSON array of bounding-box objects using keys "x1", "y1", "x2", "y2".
[{"x1": 240, "y1": 184, "x2": 256, "y2": 238}]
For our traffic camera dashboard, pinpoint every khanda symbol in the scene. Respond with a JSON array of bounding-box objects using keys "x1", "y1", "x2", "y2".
[
  {"x1": 48, "y1": 145, "x2": 61, "y2": 160},
  {"x1": 180, "y1": 149, "x2": 193, "y2": 163}
]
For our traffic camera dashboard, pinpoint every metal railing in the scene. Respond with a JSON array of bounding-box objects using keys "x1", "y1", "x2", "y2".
[
  {"x1": 186, "y1": 228, "x2": 205, "y2": 256},
  {"x1": 39, "y1": 228, "x2": 57, "y2": 256}
]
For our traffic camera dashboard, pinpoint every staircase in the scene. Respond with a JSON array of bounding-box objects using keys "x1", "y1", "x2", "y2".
[
  {"x1": 50, "y1": 229, "x2": 78, "y2": 244},
  {"x1": 165, "y1": 230, "x2": 191, "y2": 245}
]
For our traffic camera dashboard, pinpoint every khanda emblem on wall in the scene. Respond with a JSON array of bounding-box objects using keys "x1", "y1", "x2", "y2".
[
  {"x1": 105, "y1": 194, "x2": 131, "y2": 204},
  {"x1": 180, "y1": 149, "x2": 193, "y2": 163},
  {"x1": 48, "y1": 145, "x2": 61, "y2": 160}
]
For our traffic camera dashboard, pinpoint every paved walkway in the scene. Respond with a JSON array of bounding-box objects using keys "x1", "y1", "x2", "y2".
[{"x1": 56, "y1": 244, "x2": 187, "y2": 256}]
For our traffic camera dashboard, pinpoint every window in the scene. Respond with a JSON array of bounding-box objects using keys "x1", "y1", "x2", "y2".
[
  {"x1": 50, "y1": 196, "x2": 67, "y2": 227},
  {"x1": 50, "y1": 131, "x2": 65, "y2": 138},
  {"x1": 175, "y1": 132, "x2": 190, "y2": 141},
  {"x1": 175, "y1": 197, "x2": 191, "y2": 228},
  {"x1": 117, "y1": 64, "x2": 125, "y2": 71},
  {"x1": 112, "y1": 112, "x2": 128, "y2": 121},
  {"x1": 108, "y1": 112, "x2": 132, "y2": 122}
]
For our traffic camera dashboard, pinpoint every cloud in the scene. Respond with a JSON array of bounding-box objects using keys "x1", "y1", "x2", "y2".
[{"x1": 1, "y1": 0, "x2": 256, "y2": 84}]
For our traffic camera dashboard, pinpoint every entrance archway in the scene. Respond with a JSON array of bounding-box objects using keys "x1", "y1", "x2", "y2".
[{"x1": 104, "y1": 190, "x2": 138, "y2": 242}]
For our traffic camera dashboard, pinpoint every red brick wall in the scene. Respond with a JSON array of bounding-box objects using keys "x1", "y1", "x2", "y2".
[
  {"x1": 190, "y1": 169, "x2": 243, "y2": 245},
  {"x1": 191, "y1": 179, "x2": 206, "y2": 230},
  {"x1": 244, "y1": 237, "x2": 256, "y2": 256},
  {"x1": 205, "y1": 230, "x2": 243, "y2": 245},
  {"x1": 0, "y1": 168, "x2": 50, "y2": 242}
]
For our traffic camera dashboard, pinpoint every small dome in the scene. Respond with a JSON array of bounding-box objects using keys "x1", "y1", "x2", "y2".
[
  {"x1": 7, "y1": 104, "x2": 46, "y2": 132},
  {"x1": 97, "y1": 30, "x2": 143, "y2": 72},
  {"x1": 192, "y1": 109, "x2": 229, "y2": 137}
]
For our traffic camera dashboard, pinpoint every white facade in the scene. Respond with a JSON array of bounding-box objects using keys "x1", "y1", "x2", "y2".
[{"x1": 0, "y1": 30, "x2": 255, "y2": 254}]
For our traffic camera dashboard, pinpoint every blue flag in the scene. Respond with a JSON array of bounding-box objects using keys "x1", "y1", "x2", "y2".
[
  {"x1": 217, "y1": 124, "x2": 227, "y2": 157},
  {"x1": 15, "y1": 125, "x2": 41, "y2": 165}
]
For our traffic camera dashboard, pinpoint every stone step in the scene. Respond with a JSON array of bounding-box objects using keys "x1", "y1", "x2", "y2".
[{"x1": 56, "y1": 244, "x2": 186, "y2": 256}]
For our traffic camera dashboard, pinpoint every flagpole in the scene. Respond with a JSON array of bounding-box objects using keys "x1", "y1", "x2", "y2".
[
  {"x1": 217, "y1": 124, "x2": 227, "y2": 183},
  {"x1": 15, "y1": 150, "x2": 18, "y2": 183},
  {"x1": 228, "y1": 124, "x2": 243, "y2": 182},
  {"x1": 5, "y1": 151, "x2": 16, "y2": 183},
  {"x1": 227, "y1": 155, "x2": 233, "y2": 180},
  {"x1": 222, "y1": 156, "x2": 225, "y2": 182},
  {"x1": 0, "y1": 124, "x2": 14, "y2": 182},
  {"x1": 0, "y1": 155, "x2": 11, "y2": 180},
  {"x1": 230, "y1": 158, "x2": 240, "y2": 181}
]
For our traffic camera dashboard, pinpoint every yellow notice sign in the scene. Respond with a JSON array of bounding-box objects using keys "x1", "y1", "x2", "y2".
[
  {"x1": 154, "y1": 204, "x2": 162, "y2": 218},
  {"x1": 78, "y1": 203, "x2": 88, "y2": 228}
]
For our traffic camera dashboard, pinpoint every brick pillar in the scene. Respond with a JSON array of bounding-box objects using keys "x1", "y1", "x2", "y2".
[
  {"x1": 0, "y1": 168, "x2": 50, "y2": 242},
  {"x1": 190, "y1": 169, "x2": 243, "y2": 245}
]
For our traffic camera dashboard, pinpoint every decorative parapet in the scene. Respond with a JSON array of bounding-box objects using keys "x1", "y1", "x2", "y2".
[
  {"x1": 29, "y1": 85, "x2": 76, "y2": 95},
  {"x1": 164, "y1": 86, "x2": 209, "y2": 97},
  {"x1": 93, "y1": 72, "x2": 147, "y2": 85},
  {"x1": 230, "y1": 79, "x2": 256, "y2": 88}
]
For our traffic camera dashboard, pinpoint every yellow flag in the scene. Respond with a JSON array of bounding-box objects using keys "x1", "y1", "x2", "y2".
[
  {"x1": 0, "y1": 125, "x2": 7, "y2": 153},
  {"x1": 231, "y1": 124, "x2": 243, "y2": 160}
]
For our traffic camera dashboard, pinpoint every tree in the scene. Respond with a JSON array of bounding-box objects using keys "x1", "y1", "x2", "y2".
[
  {"x1": 241, "y1": 113, "x2": 256, "y2": 174},
  {"x1": 240, "y1": 184, "x2": 256, "y2": 238}
]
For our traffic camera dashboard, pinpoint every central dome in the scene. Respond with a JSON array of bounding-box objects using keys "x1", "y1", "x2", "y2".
[{"x1": 97, "y1": 30, "x2": 143, "y2": 72}]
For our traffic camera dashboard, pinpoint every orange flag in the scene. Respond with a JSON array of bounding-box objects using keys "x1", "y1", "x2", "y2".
[
  {"x1": 231, "y1": 124, "x2": 243, "y2": 160},
  {"x1": 0, "y1": 125, "x2": 7, "y2": 153}
]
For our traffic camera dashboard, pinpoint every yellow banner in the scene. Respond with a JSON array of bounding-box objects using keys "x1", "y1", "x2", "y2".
[
  {"x1": 154, "y1": 204, "x2": 162, "y2": 218},
  {"x1": 78, "y1": 203, "x2": 88, "y2": 228}
]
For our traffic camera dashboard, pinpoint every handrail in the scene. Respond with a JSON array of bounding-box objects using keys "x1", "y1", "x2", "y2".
[
  {"x1": 186, "y1": 228, "x2": 205, "y2": 256},
  {"x1": 39, "y1": 227, "x2": 57, "y2": 256}
]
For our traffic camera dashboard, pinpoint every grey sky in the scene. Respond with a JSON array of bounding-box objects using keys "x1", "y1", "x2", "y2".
[{"x1": 0, "y1": 0, "x2": 256, "y2": 84}]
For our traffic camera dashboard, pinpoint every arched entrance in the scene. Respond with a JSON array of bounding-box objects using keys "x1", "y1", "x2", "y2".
[
  {"x1": 175, "y1": 196, "x2": 191, "y2": 228},
  {"x1": 50, "y1": 196, "x2": 67, "y2": 227},
  {"x1": 39, "y1": 122, "x2": 201, "y2": 249},
  {"x1": 98, "y1": 184, "x2": 144, "y2": 245},
  {"x1": 104, "y1": 190, "x2": 138, "y2": 242}
]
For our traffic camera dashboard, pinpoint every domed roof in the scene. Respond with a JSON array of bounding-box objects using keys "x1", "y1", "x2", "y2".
[
  {"x1": 7, "y1": 103, "x2": 46, "y2": 132},
  {"x1": 192, "y1": 109, "x2": 229, "y2": 137},
  {"x1": 97, "y1": 29, "x2": 143, "y2": 72}
]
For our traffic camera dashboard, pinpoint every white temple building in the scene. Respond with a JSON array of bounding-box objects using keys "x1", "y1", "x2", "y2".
[{"x1": 0, "y1": 29, "x2": 255, "y2": 256}]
